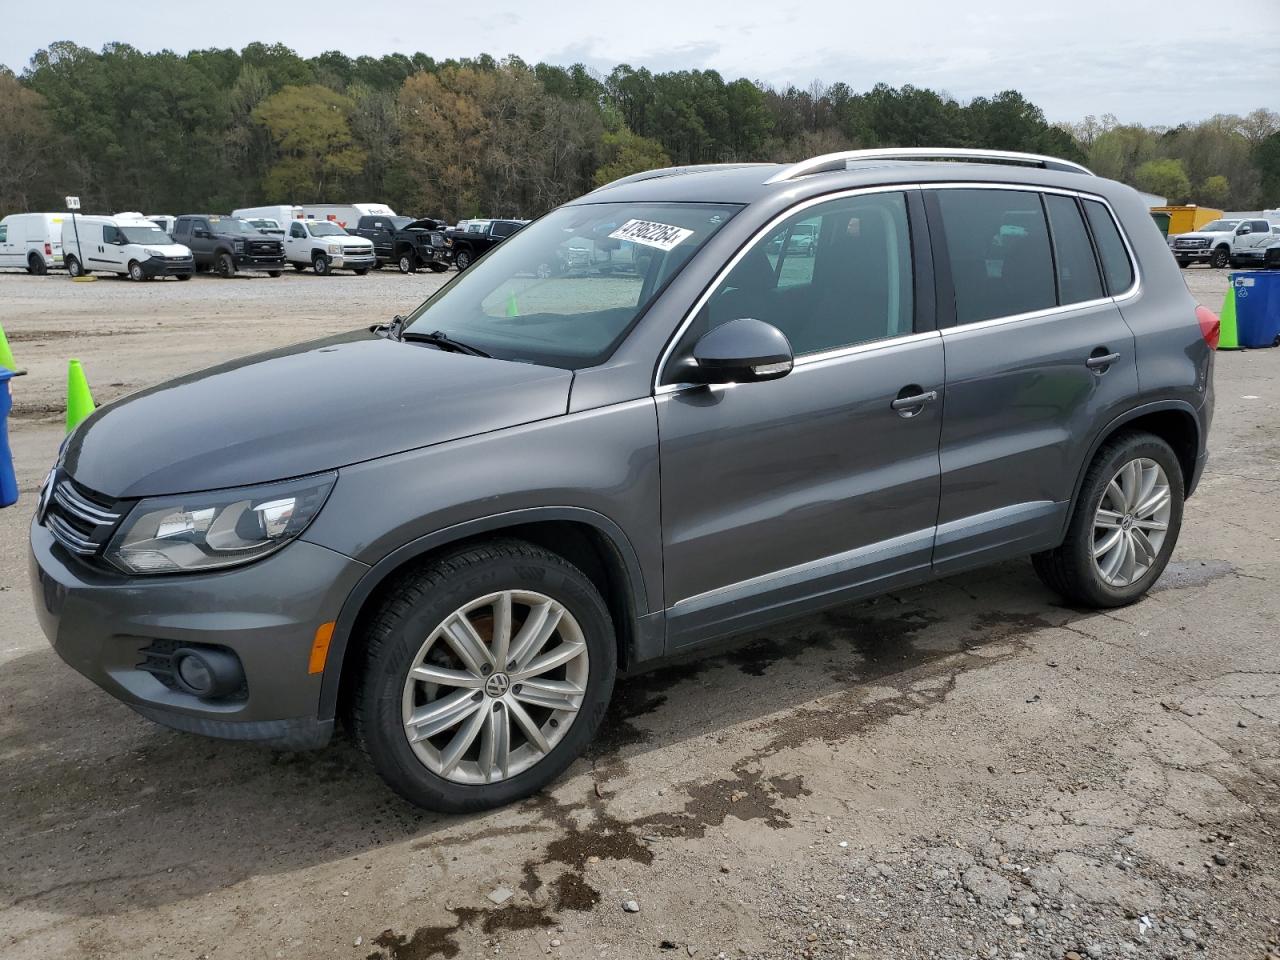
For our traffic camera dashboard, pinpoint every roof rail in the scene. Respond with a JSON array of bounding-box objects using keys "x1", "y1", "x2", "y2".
[
  {"x1": 764, "y1": 148, "x2": 1094, "y2": 184},
  {"x1": 593, "y1": 163, "x2": 773, "y2": 193}
]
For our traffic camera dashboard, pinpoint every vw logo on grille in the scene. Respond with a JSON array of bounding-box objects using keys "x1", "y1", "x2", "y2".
[{"x1": 484, "y1": 673, "x2": 511, "y2": 697}]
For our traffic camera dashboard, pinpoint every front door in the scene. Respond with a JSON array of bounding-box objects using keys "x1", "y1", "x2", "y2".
[
  {"x1": 89, "y1": 224, "x2": 126, "y2": 274},
  {"x1": 286, "y1": 221, "x2": 309, "y2": 262},
  {"x1": 926, "y1": 187, "x2": 1140, "y2": 572},
  {"x1": 657, "y1": 189, "x2": 943, "y2": 647}
]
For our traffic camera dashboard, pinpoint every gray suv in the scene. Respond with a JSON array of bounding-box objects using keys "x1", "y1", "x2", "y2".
[{"x1": 30, "y1": 149, "x2": 1217, "y2": 812}]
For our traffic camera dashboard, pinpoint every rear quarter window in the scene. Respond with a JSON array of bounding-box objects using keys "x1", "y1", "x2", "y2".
[{"x1": 1081, "y1": 200, "x2": 1135, "y2": 295}]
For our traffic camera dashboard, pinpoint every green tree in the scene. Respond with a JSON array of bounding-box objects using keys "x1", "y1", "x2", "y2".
[
  {"x1": 1198, "y1": 175, "x2": 1230, "y2": 207},
  {"x1": 253, "y1": 84, "x2": 366, "y2": 200},
  {"x1": 593, "y1": 128, "x2": 670, "y2": 187},
  {"x1": 1256, "y1": 132, "x2": 1280, "y2": 207},
  {"x1": 0, "y1": 70, "x2": 62, "y2": 211},
  {"x1": 1134, "y1": 158, "x2": 1190, "y2": 203}
]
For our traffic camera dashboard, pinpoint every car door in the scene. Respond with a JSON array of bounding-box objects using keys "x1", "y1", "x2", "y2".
[
  {"x1": 286, "y1": 221, "x2": 309, "y2": 262},
  {"x1": 0, "y1": 220, "x2": 15, "y2": 268},
  {"x1": 656, "y1": 189, "x2": 943, "y2": 647},
  {"x1": 926, "y1": 187, "x2": 1139, "y2": 573},
  {"x1": 1237, "y1": 219, "x2": 1273, "y2": 258},
  {"x1": 89, "y1": 224, "x2": 125, "y2": 273}
]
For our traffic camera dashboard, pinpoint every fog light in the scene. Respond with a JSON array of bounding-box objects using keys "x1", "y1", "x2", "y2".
[{"x1": 172, "y1": 647, "x2": 244, "y2": 700}]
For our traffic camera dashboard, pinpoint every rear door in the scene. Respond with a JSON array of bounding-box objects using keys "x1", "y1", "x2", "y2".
[
  {"x1": 657, "y1": 189, "x2": 944, "y2": 646},
  {"x1": 0, "y1": 219, "x2": 16, "y2": 268},
  {"x1": 927, "y1": 187, "x2": 1138, "y2": 573},
  {"x1": 1237, "y1": 220, "x2": 1274, "y2": 258}
]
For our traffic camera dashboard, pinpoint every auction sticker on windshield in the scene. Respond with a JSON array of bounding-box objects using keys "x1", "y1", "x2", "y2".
[{"x1": 608, "y1": 219, "x2": 695, "y2": 251}]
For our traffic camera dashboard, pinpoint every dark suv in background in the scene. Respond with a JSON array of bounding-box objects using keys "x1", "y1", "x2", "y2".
[
  {"x1": 350, "y1": 215, "x2": 452, "y2": 273},
  {"x1": 32, "y1": 149, "x2": 1215, "y2": 813},
  {"x1": 446, "y1": 218, "x2": 527, "y2": 270},
  {"x1": 172, "y1": 215, "x2": 286, "y2": 278}
]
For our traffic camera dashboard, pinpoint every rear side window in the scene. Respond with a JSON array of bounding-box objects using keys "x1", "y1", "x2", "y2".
[
  {"x1": 0, "y1": 225, "x2": 6, "y2": 243},
  {"x1": 936, "y1": 189, "x2": 1055, "y2": 324},
  {"x1": 1044, "y1": 194, "x2": 1103, "y2": 305},
  {"x1": 1082, "y1": 200, "x2": 1134, "y2": 295},
  {"x1": 1250, "y1": 220, "x2": 1270, "y2": 234}
]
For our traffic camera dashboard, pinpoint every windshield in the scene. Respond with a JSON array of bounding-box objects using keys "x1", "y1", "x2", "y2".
[
  {"x1": 404, "y1": 202, "x2": 740, "y2": 368},
  {"x1": 209, "y1": 218, "x2": 262, "y2": 235},
  {"x1": 119, "y1": 225, "x2": 172, "y2": 244},
  {"x1": 250, "y1": 219, "x2": 279, "y2": 229},
  {"x1": 390, "y1": 216, "x2": 415, "y2": 230},
  {"x1": 307, "y1": 221, "x2": 348, "y2": 237},
  {"x1": 1198, "y1": 220, "x2": 1239, "y2": 232}
]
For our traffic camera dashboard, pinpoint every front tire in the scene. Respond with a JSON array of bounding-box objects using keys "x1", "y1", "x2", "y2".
[
  {"x1": 454, "y1": 250, "x2": 472, "y2": 271},
  {"x1": 312, "y1": 253, "x2": 330, "y2": 276},
  {"x1": 1032, "y1": 432, "x2": 1184, "y2": 608},
  {"x1": 354, "y1": 267, "x2": 369, "y2": 276},
  {"x1": 128, "y1": 260, "x2": 145, "y2": 281},
  {"x1": 267, "y1": 270, "x2": 282, "y2": 278},
  {"x1": 1210, "y1": 246, "x2": 1230, "y2": 269},
  {"x1": 398, "y1": 253, "x2": 416, "y2": 274},
  {"x1": 428, "y1": 262, "x2": 449, "y2": 273},
  {"x1": 353, "y1": 540, "x2": 617, "y2": 813},
  {"x1": 216, "y1": 252, "x2": 236, "y2": 278},
  {"x1": 28, "y1": 253, "x2": 48, "y2": 276}
]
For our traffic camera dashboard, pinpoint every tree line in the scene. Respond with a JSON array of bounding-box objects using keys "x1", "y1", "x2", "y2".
[{"x1": 1, "y1": 41, "x2": 1277, "y2": 221}]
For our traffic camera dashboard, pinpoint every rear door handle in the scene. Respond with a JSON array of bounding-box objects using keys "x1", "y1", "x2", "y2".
[
  {"x1": 890, "y1": 389, "x2": 939, "y2": 411},
  {"x1": 1086, "y1": 352, "x2": 1121, "y2": 370}
]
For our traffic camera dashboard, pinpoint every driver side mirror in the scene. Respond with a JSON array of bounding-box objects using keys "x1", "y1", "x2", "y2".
[
  {"x1": 1238, "y1": 224, "x2": 1251, "y2": 235},
  {"x1": 682, "y1": 318, "x2": 794, "y2": 385},
  {"x1": 192, "y1": 228, "x2": 209, "y2": 239}
]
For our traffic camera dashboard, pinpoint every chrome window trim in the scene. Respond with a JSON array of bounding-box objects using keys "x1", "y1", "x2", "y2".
[
  {"x1": 925, "y1": 182, "x2": 1142, "y2": 303},
  {"x1": 652, "y1": 181, "x2": 1141, "y2": 394},
  {"x1": 653, "y1": 183, "x2": 922, "y2": 394}
]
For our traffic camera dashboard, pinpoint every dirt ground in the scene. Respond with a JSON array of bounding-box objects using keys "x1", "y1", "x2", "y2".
[{"x1": 1, "y1": 266, "x2": 1277, "y2": 960}]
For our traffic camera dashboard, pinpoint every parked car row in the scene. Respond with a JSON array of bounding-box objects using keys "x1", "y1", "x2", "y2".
[
  {"x1": 1167, "y1": 216, "x2": 1280, "y2": 269},
  {"x1": 0, "y1": 205, "x2": 532, "y2": 280}
]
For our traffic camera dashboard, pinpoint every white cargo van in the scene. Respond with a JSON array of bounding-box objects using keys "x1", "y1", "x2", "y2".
[
  {"x1": 62, "y1": 214, "x2": 195, "y2": 280},
  {"x1": 299, "y1": 203, "x2": 395, "y2": 229},
  {"x1": 0, "y1": 213, "x2": 67, "y2": 274},
  {"x1": 232, "y1": 204, "x2": 304, "y2": 231}
]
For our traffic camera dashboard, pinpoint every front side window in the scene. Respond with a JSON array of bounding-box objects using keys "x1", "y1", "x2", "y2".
[
  {"x1": 403, "y1": 202, "x2": 739, "y2": 368},
  {"x1": 102, "y1": 225, "x2": 120, "y2": 244},
  {"x1": 1044, "y1": 194, "x2": 1104, "y2": 306},
  {"x1": 672, "y1": 191, "x2": 914, "y2": 365},
  {"x1": 1082, "y1": 200, "x2": 1135, "y2": 295},
  {"x1": 936, "y1": 189, "x2": 1056, "y2": 324}
]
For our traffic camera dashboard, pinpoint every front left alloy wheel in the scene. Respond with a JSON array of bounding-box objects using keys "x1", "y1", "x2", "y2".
[{"x1": 354, "y1": 540, "x2": 616, "y2": 812}]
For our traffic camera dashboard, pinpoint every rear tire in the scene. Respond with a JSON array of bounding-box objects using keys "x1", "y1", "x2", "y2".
[
  {"x1": 176, "y1": 274, "x2": 191, "y2": 281},
  {"x1": 267, "y1": 270, "x2": 282, "y2": 278},
  {"x1": 27, "y1": 253, "x2": 48, "y2": 276},
  {"x1": 66, "y1": 256, "x2": 84, "y2": 278},
  {"x1": 292, "y1": 262, "x2": 307, "y2": 272},
  {"x1": 1032, "y1": 432, "x2": 1184, "y2": 608},
  {"x1": 428, "y1": 262, "x2": 449, "y2": 273},
  {"x1": 1177, "y1": 259, "x2": 1188, "y2": 269},
  {"x1": 354, "y1": 267, "x2": 369, "y2": 276},
  {"x1": 353, "y1": 539, "x2": 617, "y2": 813}
]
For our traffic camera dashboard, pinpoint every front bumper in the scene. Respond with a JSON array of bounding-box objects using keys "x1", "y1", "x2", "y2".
[
  {"x1": 140, "y1": 256, "x2": 195, "y2": 278},
  {"x1": 234, "y1": 253, "x2": 286, "y2": 271},
  {"x1": 331, "y1": 252, "x2": 376, "y2": 269},
  {"x1": 30, "y1": 518, "x2": 368, "y2": 748}
]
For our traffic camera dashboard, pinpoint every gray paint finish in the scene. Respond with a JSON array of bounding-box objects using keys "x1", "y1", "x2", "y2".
[{"x1": 29, "y1": 153, "x2": 1214, "y2": 746}]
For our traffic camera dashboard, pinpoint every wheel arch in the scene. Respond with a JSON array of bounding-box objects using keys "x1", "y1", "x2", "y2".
[
  {"x1": 318, "y1": 507, "x2": 651, "y2": 722},
  {"x1": 1061, "y1": 401, "x2": 1203, "y2": 538}
]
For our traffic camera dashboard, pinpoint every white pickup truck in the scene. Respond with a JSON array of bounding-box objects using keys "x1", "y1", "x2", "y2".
[
  {"x1": 1170, "y1": 218, "x2": 1276, "y2": 269},
  {"x1": 283, "y1": 219, "x2": 376, "y2": 275}
]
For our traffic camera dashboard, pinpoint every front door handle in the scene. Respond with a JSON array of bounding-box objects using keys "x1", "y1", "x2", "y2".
[
  {"x1": 890, "y1": 388, "x2": 939, "y2": 414},
  {"x1": 1086, "y1": 351, "x2": 1121, "y2": 371}
]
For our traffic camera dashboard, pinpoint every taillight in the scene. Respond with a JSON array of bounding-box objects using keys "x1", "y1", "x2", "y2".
[
  {"x1": 1196, "y1": 305, "x2": 1220, "y2": 350},
  {"x1": 44, "y1": 242, "x2": 52, "y2": 255}
]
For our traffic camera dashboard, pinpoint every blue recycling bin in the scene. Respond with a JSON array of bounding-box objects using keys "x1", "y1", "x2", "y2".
[
  {"x1": 1, "y1": 368, "x2": 18, "y2": 508},
  {"x1": 1232, "y1": 271, "x2": 1280, "y2": 349}
]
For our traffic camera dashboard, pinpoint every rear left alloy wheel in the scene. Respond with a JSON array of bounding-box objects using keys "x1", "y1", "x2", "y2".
[
  {"x1": 354, "y1": 540, "x2": 616, "y2": 812},
  {"x1": 1032, "y1": 432, "x2": 1184, "y2": 608}
]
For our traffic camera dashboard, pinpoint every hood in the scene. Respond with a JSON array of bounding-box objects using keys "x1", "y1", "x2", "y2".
[
  {"x1": 64, "y1": 330, "x2": 573, "y2": 499},
  {"x1": 1175, "y1": 230, "x2": 1230, "y2": 240},
  {"x1": 149, "y1": 243, "x2": 192, "y2": 257},
  {"x1": 405, "y1": 218, "x2": 444, "y2": 231},
  {"x1": 332, "y1": 235, "x2": 373, "y2": 248}
]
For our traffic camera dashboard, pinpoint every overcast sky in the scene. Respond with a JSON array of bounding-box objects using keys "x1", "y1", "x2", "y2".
[{"x1": 4, "y1": 0, "x2": 1277, "y2": 126}]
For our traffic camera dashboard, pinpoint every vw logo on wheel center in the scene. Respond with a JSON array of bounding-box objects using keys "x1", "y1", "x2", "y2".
[{"x1": 484, "y1": 673, "x2": 511, "y2": 697}]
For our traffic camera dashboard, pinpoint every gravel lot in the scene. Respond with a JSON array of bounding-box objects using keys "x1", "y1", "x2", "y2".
[{"x1": 1, "y1": 265, "x2": 1277, "y2": 960}]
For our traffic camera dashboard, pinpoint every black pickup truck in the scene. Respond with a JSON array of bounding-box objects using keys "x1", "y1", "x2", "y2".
[
  {"x1": 172, "y1": 215, "x2": 286, "y2": 278},
  {"x1": 349, "y1": 215, "x2": 451, "y2": 273},
  {"x1": 445, "y1": 219, "x2": 527, "y2": 270}
]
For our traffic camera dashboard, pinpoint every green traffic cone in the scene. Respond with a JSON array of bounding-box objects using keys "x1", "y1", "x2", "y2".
[
  {"x1": 505, "y1": 290, "x2": 519, "y2": 318},
  {"x1": 1218, "y1": 282, "x2": 1238, "y2": 349},
  {"x1": 66, "y1": 359, "x2": 96, "y2": 433},
  {"x1": 0, "y1": 322, "x2": 18, "y2": 373}
]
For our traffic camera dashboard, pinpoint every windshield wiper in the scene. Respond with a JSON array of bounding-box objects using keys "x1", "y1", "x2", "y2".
[{"x1": 400, "y1": 329, "x2": 491, "y2": 358}]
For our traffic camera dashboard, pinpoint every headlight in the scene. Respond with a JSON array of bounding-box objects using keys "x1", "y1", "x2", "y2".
[
  {"x1": 328, "y1": 244, "x2": 341, "y2": 255},
  {"x1": 233, "y1": 240, "x2": 245, "y2": 252},
  {"x1": 105, "y1": 473, "x2": 336, "y2": 575},
  {"x1": 143, "y1": 248, "x2": 165, "y2": 258}
]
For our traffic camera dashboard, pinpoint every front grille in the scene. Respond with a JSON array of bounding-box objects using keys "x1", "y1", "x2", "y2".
[
  {"x1": 248, "y1": 241, "x2": 281, "y2": 255},
  {"x1": 1175, "y1": 238, "x2": 1209, "y2": 249},
  {"x1": 43, "y1": 474, "x2": 123, "y2": 557}
]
